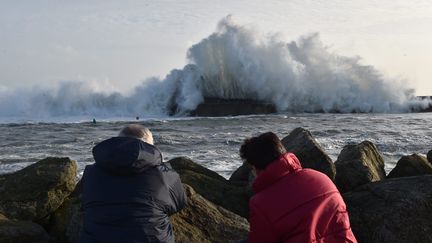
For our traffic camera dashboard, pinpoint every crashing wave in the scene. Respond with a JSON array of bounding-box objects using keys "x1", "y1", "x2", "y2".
[{"x1": 0, "y1": 16, "x2": 430, "y2": 119}]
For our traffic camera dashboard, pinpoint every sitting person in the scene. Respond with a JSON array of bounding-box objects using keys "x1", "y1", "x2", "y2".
[
  {"x1": 81, "y1": 124, "x2": 187, "y2": 243},
  {"x1": 240, "y1": 132, "x2": 357, "y2": 243}
]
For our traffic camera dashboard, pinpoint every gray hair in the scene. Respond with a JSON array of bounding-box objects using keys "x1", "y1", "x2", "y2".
[{"x1": 118, "y1": 124, "x2": 154, "y2": 145}]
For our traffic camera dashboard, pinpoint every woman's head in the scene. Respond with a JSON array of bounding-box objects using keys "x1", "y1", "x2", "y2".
[{"x1": 240, "y1": 132, "x2": 286, "y2": 170}]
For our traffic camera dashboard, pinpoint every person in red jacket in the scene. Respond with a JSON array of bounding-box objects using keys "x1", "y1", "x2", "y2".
[{"x1": 240, "y1": 132, "x2": 357, "y2": 243}]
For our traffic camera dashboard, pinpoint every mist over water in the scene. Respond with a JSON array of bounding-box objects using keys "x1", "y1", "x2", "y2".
[{"x1": 0, "y1": 17, "x2": 430, "y2": 120}]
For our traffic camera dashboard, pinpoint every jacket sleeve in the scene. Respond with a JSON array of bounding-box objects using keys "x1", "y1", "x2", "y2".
[
  {"x1": 165, "y1": 168, "x2": 188, "y2": 216},
  {"x1": 248, "y1": 200, "x2": 278, "y2": 243}
]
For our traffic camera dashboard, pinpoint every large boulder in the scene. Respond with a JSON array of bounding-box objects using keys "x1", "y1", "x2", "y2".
[
  {"x1": 427, "y1": 150, "x2": 432, "y2": 163},
  {"x1": 171, "y1": 184, "x2": 249, "y2": 243},
  {"x1": 169, "y1": 157, "x2": 226, "y2": 181},
  {"x1": 47, "y1": 181, "x2": 83, "y2": 243},
  {"x1": 0, "y1": 213, "x2": 49, "y2": 243},
  {"x1": 50, "y1": 159, "x2": 251, "y2": 243},
  {"x1": 335, "y1": 141, "x2": 386, "y2": 192},
  {"x1": 169, "y1": 157, "x2": 251, "y2": 218},
  {"x1": 281, "y1": 127, "x2": 336, "y2": 180},
  {"x1": 169, "y1": 97, "x2": 277, "y2": 116},
  {"x1": 387, "y1": 154, "x2": 432, "y2": 178},
  {"x1": 50, "y1": 182, "x2": 249, "y2": 243},
  {"x1": 229, "y1": 162, "x2": 255, "y2": 187},
  {"x1": 0, "y1": 157, "x2": 77, "y2": 223},
  {"x1": 343, "y1": 175, "x2": 432, "y2": 243}
]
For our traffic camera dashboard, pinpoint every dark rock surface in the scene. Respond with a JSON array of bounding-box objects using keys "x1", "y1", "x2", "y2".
[
  {"x1": 47, "y1": 181, "x2": 83, "y2": 243},
  {"x1": 335, "y1": 141, "x2": 386, "y2": 192},
  {"x1": 49, "y1": 158, "x2": 251, "y2": 243},
  {"x1": 387, "y1": 154, "x2": 432, "y2": 178},
  {"x1": 171, "y1": 184, "x2": 249, "y2": 243},
  {"x1": 281, "y1": 127, "x2": 336, "y2": 180},
  {"x1": 169, "y1": 157, "x2": 251, "y2": 218},
  {"x1": 187, "y1": 98, "x2": 276, "y2": 117},
  {"x1": 427, "y1": 150, "x2": 432, "y2": 163},
  {"x1": 49, "y1": 181, "x2": 249, "y2": 243},
  {"x1": 344, "y1": 175, "x2": 432, "y2": 243},
  {"x1": 416, "y1": 96, "x2": 432, "y2": 112},
  {"x1": 0, "y1": 157, "x2": 77, "y2": 223},
  {"x1": 0, "y1": 213, "x2": 49, "y2": 243},
  {"x1": 229, "y1": 162, "x2": 255, "y2": 187}
]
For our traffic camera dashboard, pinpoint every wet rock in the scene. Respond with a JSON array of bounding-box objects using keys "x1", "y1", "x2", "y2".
[
  {"x1": 47, "y1": 181, "x2": 83, "y2": 243},
  {"x1": 169, "y1": 157, "x2": 226, "y2": 181},
  {"x1": 0, "y1": 157, "x2": 77, "y2": 223},
  {"x1": 51, "y1": 159, "x2": 250, "y2": 242},
  {"x1": 427, "y1": 150, "x2": 432, "y2": 163},
  {"x1": 387, "y1": 154, "x2": 432, "y2": 178},
  {"x1": 335, "y1": 141, "x2": 386, "y2": 192},
  {"x1": 0, "y1": 213, "x2": 49, "y2": 243},
  {"x1": 281, "y1": 127, "x2": 336, "y2": 180},
  {"x1": 343, "y1": 175, "x2": 432, "y2": 243},
  {"x1": 173, "y1": 97, "x2": 276, "y2": 117},
  {"x1": 49, "y1": 182, "x2": 249, "y2": 243},
  {"x1": 229, "y1": 162, "x2": 255, "y2": 187},
  {"x1": 169, "y1": 157, "x2": 251, "y2": 218},
  {"x1": 171, "y1": 184, "x2": 249, "y2": 243}
]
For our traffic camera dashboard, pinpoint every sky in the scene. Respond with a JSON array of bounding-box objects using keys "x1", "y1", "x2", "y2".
[{"x1": 0, "y1": 0, "x2": 431, "y2": 95}]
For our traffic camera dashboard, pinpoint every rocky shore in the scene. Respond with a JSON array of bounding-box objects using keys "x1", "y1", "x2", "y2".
[{"x1": 1, "y1": 128, "x2": 432, "y2": 243}]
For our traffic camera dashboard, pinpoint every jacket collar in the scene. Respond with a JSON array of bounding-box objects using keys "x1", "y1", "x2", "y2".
[
  {"x1": 92, "y1": 137, "x2": 162, "y2": 175},
  {"x1": 252, "y1": 153, "x2": 302, "y2": 193}
]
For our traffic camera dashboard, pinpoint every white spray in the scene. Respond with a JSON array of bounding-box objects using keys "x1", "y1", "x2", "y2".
[{"x1": 0, "y1": 17, "x2": 430, "y2": 119}]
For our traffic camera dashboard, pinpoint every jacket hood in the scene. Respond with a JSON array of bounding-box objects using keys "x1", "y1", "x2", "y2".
[
  {"x1": 252, "y1": 153, "x2": 302, "y2": 193},
  {"x1": 92, "y1": 137, "x2": 162, "y2": 175}
]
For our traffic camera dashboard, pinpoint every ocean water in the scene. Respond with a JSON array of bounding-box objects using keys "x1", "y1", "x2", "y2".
[
  {"x1": 1, "y1": 16, "x2": 431, "y2": 179},
  {"x1": 1, "y1": 112, "x2": 431, "y2": 179}
]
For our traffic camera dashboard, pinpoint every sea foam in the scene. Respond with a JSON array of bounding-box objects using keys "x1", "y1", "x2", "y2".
[{"x1": 0, "y1": 16, "x2": 430, "y2": 119}]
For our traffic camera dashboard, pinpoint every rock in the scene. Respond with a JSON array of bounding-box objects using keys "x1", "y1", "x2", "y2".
[
  {"x1": 427, "y1": 150, "x2": 432, "y2": 162},
  {"x1": 188, "y1": 98, "x2": 276, "y2": 117},
  {"x1": 47, "y1": 180, "x2": 83, "y2": 243},
  {"x1": 387, "y1": 154, "x2": 432, "y2": 178},
  {"x1": 281, "y1": 127, "x2": 336, "y2": 180},
  {"x1": 0, "y1": 213, "x2": 49, "y2": 243},
  {"x1": 169, "y1": 157, "x2": 251, "y2": 218},
  {"x1": 416, "y1": 96, "x2": 432, "y2": 112},
  {"x1": 0, "y1": 157, "x2": 77, "y2": 223},
  {"x1": 171, "y1": 184, "x2": 249, "y2": 243},
  {"x1": 49, "y1": 182, "x2": 249, "y2": 243},
  {"x1": 343, "y1": 175, "x2": 432, "y2": 243},
  {"x1": 229, "y1": 162, "x2": 255, "y2": 187},
  {"x1": 335, "y1": 141, "x2": 386, "y2": 192},
  {"x1": 169, "y1": 157, "x2": 226, "y2": 181},
  {"x1": 50, "y1": 159, "x2": 250, "y2": 242}
]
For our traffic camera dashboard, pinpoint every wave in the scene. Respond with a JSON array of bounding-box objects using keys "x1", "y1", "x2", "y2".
[{"x1": 0, "y1": 16, "x2": 430, "y2": 119}]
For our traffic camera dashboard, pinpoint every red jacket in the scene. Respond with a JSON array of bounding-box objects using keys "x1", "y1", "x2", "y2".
[{"x1": 248, "y1": 153, "x2": 357, "y2": 243}]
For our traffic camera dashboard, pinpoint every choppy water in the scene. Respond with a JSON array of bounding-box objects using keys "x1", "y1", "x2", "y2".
[{"x1": 1, "y1": 113, "x2": 431, "y2": 178}]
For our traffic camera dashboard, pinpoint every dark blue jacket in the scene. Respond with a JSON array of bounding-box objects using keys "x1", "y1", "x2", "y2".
[{"x1": 80, "y1": 137, "x2": 187, "y2": 243}]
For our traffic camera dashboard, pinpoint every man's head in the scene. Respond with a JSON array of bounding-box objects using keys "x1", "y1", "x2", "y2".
[
  {"x1": 240, "y1": 132, "x2": 286, "y2": 171},
  {"x1": 119, "y1": 124, "x2": 154, "y2": 145}
]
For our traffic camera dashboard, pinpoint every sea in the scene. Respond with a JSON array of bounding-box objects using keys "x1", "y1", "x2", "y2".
[
  {"x1": 1, "y1": 112, "x2": 431, "y2": 179},
  {"x1": 1, "y1": 17, "x2": 431, "y2": 179}
]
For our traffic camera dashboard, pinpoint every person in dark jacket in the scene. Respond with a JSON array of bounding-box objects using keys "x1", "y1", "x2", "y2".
[
  {"x1": 81, "y1": 124, "x2": 187, "y2": 243},
  {"x1": 240, "y1": 132, "x2": 357, "y2": 243}
]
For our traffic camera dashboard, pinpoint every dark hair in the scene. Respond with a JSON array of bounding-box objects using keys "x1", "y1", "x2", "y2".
[{"x1": 239, "y1": 132, "x2": 286, "y2": 170}]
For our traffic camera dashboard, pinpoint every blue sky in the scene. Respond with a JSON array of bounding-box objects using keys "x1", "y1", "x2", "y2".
[{"x1": 0, "y1": 0, "x2": 431, "y2": 95}]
